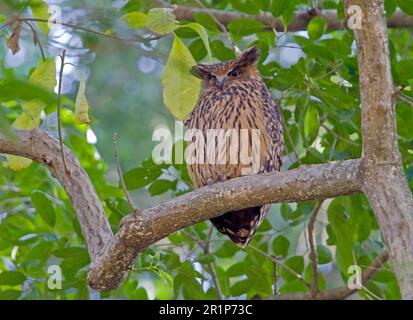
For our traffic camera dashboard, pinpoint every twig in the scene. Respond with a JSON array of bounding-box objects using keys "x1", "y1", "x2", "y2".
[
  {"x1": 320, "y1": 123, "x2": 359, "y2": 146},
  {"x1": 273, "y1": 258, "x2": 278, "y2": 295},
  {"x1": 248, "y1": 245, "x2": 311, "y2": 288},
  {"x1": 278, "y1": 101, "x2": 302, "y2": 165},
  {"x1": 113, "y1": 132, "x2": 136, "y2": 211},
  {"x1": 194, "y1": 0, "x2": 240, "y2": 55},
  {"x1": 19, "y1": 17, "x2": 163, "y2": 43},
  {"x1": 182, "y1": 227, "x2": 223, "y2": 299},
  {"x1": 399, "y1": 93, "x2": 413, "y2": 108},
  {"x1": 205, "y1": 227, "x2": 223, "y2": 300},
  {"x1": 22, "y1": 20, "x2": 45, "y2": 61},
  {"x1": 57, "y1": 50, "x2": 68, "y2": 172},
  {"x1": 307, "y1": 201, "x2": 324, "y2": 297},
  {"x1": 263, "y1": 250, "x2": 389, "y2": 300}
]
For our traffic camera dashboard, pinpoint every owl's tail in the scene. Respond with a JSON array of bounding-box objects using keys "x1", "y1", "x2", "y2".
[{"x1": 210, "y1": 205, "x2": 269, "y2": 247}]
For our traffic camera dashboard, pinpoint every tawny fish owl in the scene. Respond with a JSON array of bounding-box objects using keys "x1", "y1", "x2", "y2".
[{"x1": 185, "y1": 46, "x2": 283, "y2": 246}]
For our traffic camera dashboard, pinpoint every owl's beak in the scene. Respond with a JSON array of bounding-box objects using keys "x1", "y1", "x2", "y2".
[{"x1": 216, "y1": 78, "x2": 225, "y2": 89}]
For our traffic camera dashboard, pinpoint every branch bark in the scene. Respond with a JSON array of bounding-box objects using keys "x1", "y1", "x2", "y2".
[
  {"x1": 0, "y1": 129, "x2": 362, "y2": 291},
  {"x1": 344, "y1": 0, "x2": 413, "y2": 300},
  {"x1": 0, "y1": 129, "x2": 114, "y2": 261},
  {"x1": 172, "y1": 6, "x2": 413, "y2": 31}
]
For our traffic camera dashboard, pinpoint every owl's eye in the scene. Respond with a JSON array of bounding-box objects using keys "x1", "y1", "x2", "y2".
[
  {"x1": 207, "y1": 73, "x2": 216, "y2": 80},
  {"x1": 228, "y1": 69, "x2": 240, "y2": 77}
]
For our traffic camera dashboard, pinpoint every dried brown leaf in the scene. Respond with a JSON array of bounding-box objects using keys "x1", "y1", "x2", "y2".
[{"x1": 6, "y1": 21, "x2": 22, "y2": 54}]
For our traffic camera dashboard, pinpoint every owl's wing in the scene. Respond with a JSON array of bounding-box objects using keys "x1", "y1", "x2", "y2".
[{"x1": 258, "y1": 86, "x2": 284, "y2": 174}]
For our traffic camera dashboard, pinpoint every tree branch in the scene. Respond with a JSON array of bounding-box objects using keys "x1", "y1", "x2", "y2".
[
  {"x1": 308, "y1": 201, "x2": 324, "y2": 297},
  {"x1": 0, "y1": 129, "x2": 114, "y2": 261},
  {"x1": 344, "y1": 0, "x2": 413, "y2": 300},
  {"x1": 172, "y1": 6, "x2": 413, "y2": 32},
  {"x1": 0, "y1": 129, "x2": 362, "y2": 291}
]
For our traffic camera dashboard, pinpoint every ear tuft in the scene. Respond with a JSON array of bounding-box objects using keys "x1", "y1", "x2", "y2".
[
  {"x1": 237, "y1": 46, "x2": 260, "y2": 67},
  {"x1": 190, "y1": 64, "x2": 209, "y2": 79}
]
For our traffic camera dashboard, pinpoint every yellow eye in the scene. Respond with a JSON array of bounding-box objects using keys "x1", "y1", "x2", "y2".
[{"x1": 229, "y1": 70, "x2": 240, "y2": 77}]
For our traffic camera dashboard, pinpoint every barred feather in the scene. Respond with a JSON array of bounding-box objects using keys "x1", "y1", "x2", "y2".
[{"x1": 185, "y1": 46, "x2": 283, "y2": 246}]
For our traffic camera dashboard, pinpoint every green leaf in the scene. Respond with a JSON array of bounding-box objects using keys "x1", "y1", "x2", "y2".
[
  {"x1": 230, "y1": 0, "x2": 260, "y2": 14},
  {"x1": 280, "y1": 203, "x2": 294, "y2": 222},
  {"x1": 304, "y1": 104, "x2": 319, "y2": 145},
  {"x1": 307, "y1": 16, "x2": 327, "y2": 40},
  {"x1": 148, "y1": 179, "x2": 175, "y2": 196},
  {"x1": 226, "y1": 262, "x2": 246, "y2": 277},
  {"x1": 145, "y1": 8, "x2": 177, "y2": 34},
  {"x1": 317, "y1": 245, "x2": 333, "y2": 264},
  {"x1": 0, "y1": 290, "x2": 22, "y2": 300},
  {"x1": 272, "y1": 235, "x2": 290, "y2": 257},
  {"x1": 154, "y1": 268, "x2": 174, "y2": 287},
  {"x1": 196, "y1": 253, "x2": 215, "y2": 264},
  {"x1": 123, "y1": 158, "x2": 163, "y2": 190},
  {"x1": 0, "y1": 271, "x2": 27, "y2": 286},
  {"x1": 271, "y1": 0, "x2": 290, "y2": 17},
  {"x1": 193, "y1": 12, "x2": 219, "y2": 32},
  {"x1": 211, "y1": 40, "x2": 236, "y2": 61},
  {"x1": 161, "y1": 34, "x2": 201, "y2": 120},
  {"x1": 228, "y1": 18, "x2": 264, "y2": 36},
  {"x1": 120, "y1": 12, "x2": 147, "y2": 29},
  {"x1": 179, "y1": 23, "x2": 212, "y2": 63},
  {"x1": 281, "y1": 256, "x2": 304, "y2": 281},
  {"x1": 53, "y1": 247, "x2": 89, "y2": 258},
  {"x1": 396, "y1": 0, "x2": 413, "y2": 15},
  {"x1": 214, "y1": 240, "x2": 239, "y2": 258},
  {"x1": 0, "y1": 80, "x2": 55, "y2": 104},
  {"x1": 396, "y1": 60, "x2": 413, "y2": 83},
  {"x1": 30, "y1": 0, "x2": 49, "y2": 34},
  {"x1": 279, "y1": 280, "x2": 308, "y2": 293},
  {"x1": 327, "y1": 199, "x2": 356, "y2": 274},
  {"x1": 31, "y1": 190, "x2": 56, "y2": 227},
  {"x1": 397, "y1": 102, "x2": 413, "y2": 139},
  {"x1": 124, "y1": 168, "x2": 161, "y2": 190},
  {"x1": 230, "y1": 279, "x2": 251, "y2": 296},
  {"x1": 75, "y1": 70, "x2": 91, "y2": 124}
]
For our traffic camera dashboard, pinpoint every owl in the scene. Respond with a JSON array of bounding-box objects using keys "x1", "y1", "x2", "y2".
[{"x1": 185, "y1": 46, "x2": 283, "y2": 247}]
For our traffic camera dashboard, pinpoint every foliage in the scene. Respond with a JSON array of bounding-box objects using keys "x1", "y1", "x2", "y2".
[{"x1": 0, "y1": 0, "x2": 412, "y2": 300}]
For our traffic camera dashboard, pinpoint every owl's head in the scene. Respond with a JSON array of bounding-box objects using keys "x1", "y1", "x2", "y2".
[{"x1": 191, "y1": 46, "x2": 261, "y2": 90}]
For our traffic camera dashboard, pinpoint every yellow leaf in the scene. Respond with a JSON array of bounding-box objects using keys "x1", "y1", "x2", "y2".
[
  {"x1": 75, "y1": 71, "x2": 91, "y2": 124},
  {"x1": 22, "y1": 58, "x2": 56, "y2": 116},
  {"x1": 161, "y1": 34, "x2": 201, "y2": 120},
  {"x1": 145, "y1": 8, "x2": 177, "y2": 34},
  {"x1": 6, "y1": 155, "x2": 33, "y2": 171},
  {"x1": 6, "y1": 112, "x2": 41, "y2": 171},
  {"x1": 30, "y1": 0, "x2": 49, "y2": 34},
  {"x1": 28, "y1": 58, "x2": 56, "y2": 90},
  {"x1": 6, "y1": 59, "x2": 55, "y2": 171},
  {"x1": 12, "y1": 112, "x2": 41, "y2": 129},
  {"x1": 121, "y1": 12, "x2": 147, "y2": 29}
]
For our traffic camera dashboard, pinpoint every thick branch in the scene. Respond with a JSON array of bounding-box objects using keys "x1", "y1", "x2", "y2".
[
  {"x1": 172, "y1": 6, "x2": 413, "y2": 31},
  {"x1": 0, "y1": 129, "x2": 362, "y2": 291},
  {"x1": 88, "y1": 158, "x2": 361, "y2": 290},
  {"x1": 0, "y1": 129, "x2": 114, "y2": 261},
  {"x1": 345, "y1": 0, "x2": 413, "y2": 300}
]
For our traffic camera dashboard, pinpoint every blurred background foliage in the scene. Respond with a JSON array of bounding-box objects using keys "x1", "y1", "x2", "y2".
[{"x1": 0, "y1": 0, "x2": 412, "y2": 300}]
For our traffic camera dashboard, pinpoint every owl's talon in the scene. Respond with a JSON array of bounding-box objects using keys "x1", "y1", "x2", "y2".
[{"x1": 207, "y1": 178, "x2": 214, "y2": 186}]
